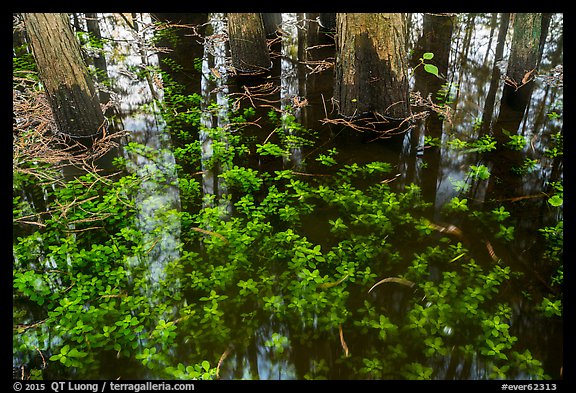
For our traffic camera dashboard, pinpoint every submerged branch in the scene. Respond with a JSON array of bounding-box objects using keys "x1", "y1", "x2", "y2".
[
  {"x1": 216, "y1": 346, "x2": 233, "y2": 379},
  {"x1": 410, "y1": 90, "x2": 454, "y2": 124},
  {"x1": 368, "y1": 277, "x2": 415, "y2": 293},
  {"x1": 14, "y1": 318, "x2": 48, "y2": 333},
  {"x1": 339, "y1": 324, "x2": 350, "y2": 357},
  {"x1": 191, "y1": 227, "x2": 229, "y2": 244},
  {"x1": 229, "y1": 83, "x2": 281, "y2": 110}
]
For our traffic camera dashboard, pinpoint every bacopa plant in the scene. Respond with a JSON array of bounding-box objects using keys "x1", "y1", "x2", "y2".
[{"x1": 13, "y1": 33, "x2": 560, "y2": 380}]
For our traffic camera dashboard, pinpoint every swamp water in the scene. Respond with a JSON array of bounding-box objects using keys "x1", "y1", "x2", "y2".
[{"x1": 13, "y1": 13, "x2": 563, "y2": 381}]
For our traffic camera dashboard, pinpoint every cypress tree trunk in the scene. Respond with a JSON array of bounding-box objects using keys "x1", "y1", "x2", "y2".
[
  {"x1": 227, "y1": 13, "x2": 271, "y2": 74},
  {"x1": 418, "y1": 13, "x2": 453, "y2": 89},
  {"x1": 334, "y1": 13, "x2": 410, "y2": 120},
  {"x1": 411, "y1": 13, "x2": 455, "y2": 205},
  {"x1": 488, "y1": 13, "x2": 545, "y2": 200},
  {"x1": 506, "y1": 13, "x2": 542, "y2": 86},
  {"x1": 495, "y1": 13, "x2": 544, "y2": 143},
  {"x1": 319, "y1": 13, "x2": 336, "y2": 30},
  {"x1": 262, "y1": 13, "x2": 281, "y2": 36},
  {"x1": 22, "y1": 13, "x2": 105, "y2": 139},
  {"x1": 85, "y1": 13, "x2": 111, "y2": 108},
  {"x1": 480, "y1": 13, "x2": 510, "y2": 135},
  {"x1": 13, "y1": 14, "x2": 28, "y2": 55}
]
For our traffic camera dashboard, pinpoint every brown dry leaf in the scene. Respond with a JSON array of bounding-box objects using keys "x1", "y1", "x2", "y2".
[
  {"x1": 485, "y1": 240, "x2": 499, "y2": 262},
  {"x1": 503, "y1": 76, "x2": 519, "y2": 89},
  {"x1": 292, "y1": 96, "x2": 308, "y2": 108},
  {"x1": 210, "y1": 67, "x2": 221, "y2": 79},
  {"x1": 522, "y1": 68, "x2": 536, "y2": 85},
  {"x1": 428, "y1": 221, "x2": 464, "y2": 238}
]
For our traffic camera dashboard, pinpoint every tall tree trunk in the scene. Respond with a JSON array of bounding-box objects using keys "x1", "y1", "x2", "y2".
[
  {"x1": 483, "y1": 13, "x2": 499, "y2": 65},
  {"x1": 334, "y1": 13, "x2": 410, "y2": 120},
  {"x1": 495, "y1": 13, "x2": 543, "y2": 143},
  {"x1": 85, "y1": 13, "x2": 112, "y2": 112},
  {"x1": 506, "y1": 13, "x2": 543, "y2": 85},
  {"x1": 262, "y1": 13, "x2": 281, "y2": 36},
  {"x1": 319, "y1": 13, "x2": 336, "y2": 30},
  {"x1": 480, "y1": 13, "x2": 510, "y2": 135},
  {"x1": 22, "y1": 13, "x2": 105, "y2": 140},
  {"x1": 227, "y1": 13, "x2": 271, "y2": 74},
  {"x1": 411, "y1": 13, "x2": 455, "y2": 209},
  {"x1": 414, "y1": 13, "x2": 454, "y2": 104},
  {"x1": 13, "y1": 14, "x2": 28, "y2": 55},
  {"x1": 487, "y1": 13, "x2": 545, "y2": 201}
]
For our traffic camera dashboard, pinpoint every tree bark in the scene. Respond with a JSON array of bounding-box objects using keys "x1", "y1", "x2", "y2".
[
  {"x1": 22, "y1": 13, "x2": 105, "y2": 139},
  {"x1": 85, "y1": 13, "x2": 113, "y2": 111},
  {"x1": 319, "y1": 13, "x2": 336, "y2": 30},
  {"x1": 480, "y1": 13, "x2": 510, "y2": 135},
  {"x1": 411, "y1": 13, "x2": 455, "y2": 205},
  {"x1": 494, "y1": 13, "x2": 544, "y2": 143},
  {"x1": 506, "y1": 13, "x2": 542, "y2": 85},
  {"x1": 262, "y1": 13, "x2": 282, "y2": 36},
  {"x1": 334, "y1": 13, "x2": 410, "y2": 120},
  {"x1": 487, "y1": 13, "x2": 545, "y2": 200},
  {"x1": 227, "y1": 13, "x2": 271, "y2": 74}
]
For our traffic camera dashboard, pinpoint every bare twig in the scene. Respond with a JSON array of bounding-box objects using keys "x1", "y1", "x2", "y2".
[{"x1": 13, "y1": 74, "x2": 130, "y2": 232}]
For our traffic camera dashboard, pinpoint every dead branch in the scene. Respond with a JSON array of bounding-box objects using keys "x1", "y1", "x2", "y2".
[
  {"x1": 13, "y1": 74, "x2": 131, "y2": 232},
  {"x1": 301, "y1": 58, "x2": 334, "y2": 74},
  {"x1": 229, "y1": 82, "x2": 281, "y2": 110},
  {"x1": 14, "y1": 318, "x2": 48, "y2": 333},
  {"x1": 502, "y1": 68, "x2": 537, "y2": 91},
  {"x1": 538, "y1": 65, "x2": 563, "y2": 87},
  {"x1": 14, "y1": 74, "x2": 128, "y2": 180},
  {"x1": 410, "y1": 90, "x2": 453, "y2": 125}
]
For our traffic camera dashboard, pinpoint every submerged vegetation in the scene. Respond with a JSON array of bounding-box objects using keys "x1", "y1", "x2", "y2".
[{"x1": 13, "y1": 13, "x2": 562, "y2": 381}]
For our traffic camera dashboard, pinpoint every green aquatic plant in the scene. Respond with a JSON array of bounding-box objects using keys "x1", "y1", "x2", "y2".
[
  {"x1": 264, "y1": 333, "x2": 290, "y2": 354},
  {"x1": 256, "y1": 142, "x2": 289, "y2": 158},
  {"x1": 546, "y1": 181, "x2": 563, "y2": 207},
  {"x1": 443, "y1": 196, "x2": 469, "y2": 213},
  {"x1": 14, "y1": 113, "x2": 549, "y2": 381},
  {"x1": 543, "y1": 132, "x2": 563, "y2": 158},
  {"x1": 537, "y1": 298, "x2": 562, "y2": 318},
  {"x1": 13, "y1": 36, "x2": 559, "y2": 380},
  {"x1": 468, "y1": 164, "x2": 491, "y2": 180},
  {"x1": 468, "y1": 135, "x2": 497, "y2": 153},
  {"x1": 511, "y1": 157, "x2": 539, "y2": 175},
  {"x1": 504, "y1": 133, "x2": 528, "y2": 151}
]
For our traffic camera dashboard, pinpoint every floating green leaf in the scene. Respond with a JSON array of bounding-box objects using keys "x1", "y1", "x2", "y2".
[{"x1": 548, "y1": 194, "x2": 563, "y2": 207}]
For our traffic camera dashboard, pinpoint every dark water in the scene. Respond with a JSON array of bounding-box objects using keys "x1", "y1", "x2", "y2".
[{"x1": 13, "y1": 12, "x2": 563, "y2": 380}]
